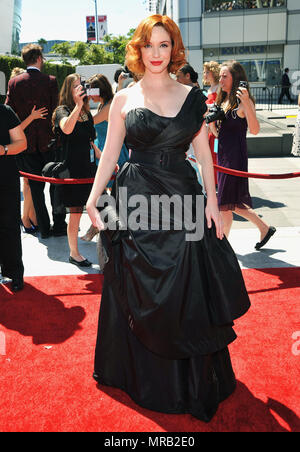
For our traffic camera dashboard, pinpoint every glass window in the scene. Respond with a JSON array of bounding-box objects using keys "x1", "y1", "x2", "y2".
[
  {"x1": 237, "y1": 59, "x2": 282, "y2": 85},
  {"x1": 205, "y1": 0, "x2": 286, "y2": 13}
]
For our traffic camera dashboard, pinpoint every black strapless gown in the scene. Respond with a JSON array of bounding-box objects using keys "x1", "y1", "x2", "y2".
[{"x1": 93, "y1": 87, "x2": 250, "y2": 423}]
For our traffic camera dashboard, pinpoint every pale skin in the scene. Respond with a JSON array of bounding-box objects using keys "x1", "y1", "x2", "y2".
[
  {"x1": 210, "y1": 66, "x2": 270, "y2": 240},
  {"x1": 203, "y1": 69, "x2": 219, "y2": 95},
  {"x1": 58, "y1": 78, "x2": 101, "y2": 263},
  {"x1": 86, "y1": 25, "x2": 224, "y2": 240}
]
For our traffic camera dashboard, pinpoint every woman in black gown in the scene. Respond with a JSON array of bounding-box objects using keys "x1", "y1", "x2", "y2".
[{"x1": 87, "y1": 15, "x2": 251, "y2": 423}]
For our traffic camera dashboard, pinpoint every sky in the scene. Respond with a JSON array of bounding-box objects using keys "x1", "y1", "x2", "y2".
[{"x1": 20, "y1": 0, "x2": 148, "y2": 43}]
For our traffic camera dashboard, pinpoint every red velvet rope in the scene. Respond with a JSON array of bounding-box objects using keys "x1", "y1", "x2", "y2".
[
  {"x1": 19, "y1": 165, "x2": 118, "y2": 185},
  {"x1": 20, "y1": 159, "x2": 300, "y2": 183},
  {"x1": 20, "y1": 171, "x2": 97, "y2": 185},
  {"x1": 188, "y1": 157, "x2": 300, "y2": 180}
]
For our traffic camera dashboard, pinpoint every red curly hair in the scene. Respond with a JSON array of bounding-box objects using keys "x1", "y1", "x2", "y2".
[{"x1": 126, "y1": 15, "x2": 186, "y2": 75}]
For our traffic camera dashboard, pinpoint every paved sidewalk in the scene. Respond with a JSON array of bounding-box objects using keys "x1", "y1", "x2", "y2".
[{"x1": 1, "y1": 155, "x2": 299, "y2": 285}]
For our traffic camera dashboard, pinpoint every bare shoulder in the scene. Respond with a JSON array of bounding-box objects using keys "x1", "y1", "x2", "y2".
[
  {"x1": 172, "y1": 81, "x2": 193, "y2": 97},
  {"x1": 110, "y1": 88, "x2": 130, "y2": 118},
  {"x1": 119, "y1": 85, "x2": 141, "y2": 120}
]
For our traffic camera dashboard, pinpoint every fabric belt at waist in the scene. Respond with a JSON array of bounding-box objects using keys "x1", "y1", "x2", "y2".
[{"x1": 129, "y1": 149, "x2": 187, "y2": 168}]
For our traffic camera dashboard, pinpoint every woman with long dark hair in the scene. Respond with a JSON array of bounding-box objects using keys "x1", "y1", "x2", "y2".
[
  {"x1": 80, "y1": 74, "x2": 129, "y2": 242},
  {"x1": 211, "y1": 60, "x2": 276, "y2": 249},
  {"x1": 52, "y1": 73, "x2": 101, "y2": 266}
]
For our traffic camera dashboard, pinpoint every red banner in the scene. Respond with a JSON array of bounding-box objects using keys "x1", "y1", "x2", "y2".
[{"x1": 86, "y1": 16, "x2": 96, "y2": 42}]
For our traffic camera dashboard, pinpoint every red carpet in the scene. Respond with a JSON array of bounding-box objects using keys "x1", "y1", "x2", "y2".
[{"x1": 0, "y1": 269, "x2": 299, "y2": 432}]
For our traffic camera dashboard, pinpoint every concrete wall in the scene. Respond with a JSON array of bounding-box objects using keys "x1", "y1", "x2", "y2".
[
  {"x1": 202, "y1": 11, "x2": 287, "y2": 47},
  {"x1": 0, "y1": 0, "x2": 14, "y2": 54}
]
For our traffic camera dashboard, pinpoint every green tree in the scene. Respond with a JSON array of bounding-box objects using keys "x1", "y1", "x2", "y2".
[
  {"x1": 103, "y1": 30, "x2": 135, "y2": 65},
  {"x1": 87, "y1": 44, "x2": 114, "y2": 65},
  {"x1": 70, "y1": 42, "x2": 89, "y2": 64},
  {"x1": 49, "y1": 27, "x2": 136, "y2": 66},
  {"x1": 38, "y1": 38, "x2": 48, "y2": 51},
  {"x1": 51, "y1": 42, "x2": 72, "y2": 64}
]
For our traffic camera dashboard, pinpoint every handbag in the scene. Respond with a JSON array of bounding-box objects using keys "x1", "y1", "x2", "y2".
[
  {"x1": 96, "y1": 192, "x2": 128, "y2": 271},
  {"x1": 42, "y1": 107, "x2": 70, "y2": 179},
  {"x1": 96, "y1": 191, "x2": 127, "y2": 243}
]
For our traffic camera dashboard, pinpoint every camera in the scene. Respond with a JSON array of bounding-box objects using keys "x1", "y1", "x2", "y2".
[
  {"x1": 120, "y1": 66, "x2": 133, "y2": 80},
  {"x1": 81, "y1": 80, "x2": 100, "y2": 97},
  {"x1": 205, "y1": 103, "x2": 226, "y2": 124},
  {"x1": 239, "y1": 81, "x2": 248, "y2": 89},
  {"x1": 237, "y1": 81, "x2": 248, "y2": 105}
]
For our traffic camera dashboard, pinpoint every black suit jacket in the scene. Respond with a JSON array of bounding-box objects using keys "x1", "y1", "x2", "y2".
[
  {"x1": 281, "y1": 73, "x2": 291, "y2": 88},
  {"x1": 5, "y1": 69, "x2": 59, "y2": 153}
]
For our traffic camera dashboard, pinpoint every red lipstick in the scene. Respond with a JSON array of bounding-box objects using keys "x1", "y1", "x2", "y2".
[{"x1": 151, "y1": 61, "x2": 163, "y2": 66}]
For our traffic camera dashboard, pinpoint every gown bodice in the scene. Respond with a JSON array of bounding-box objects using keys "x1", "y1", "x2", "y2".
[{"x1": 124, "y1": 87, "x2": 208, "y2": 156}]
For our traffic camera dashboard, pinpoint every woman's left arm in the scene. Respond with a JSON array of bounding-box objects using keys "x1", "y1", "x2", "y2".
[
  {"x1": 192, "y1": 123, "x2": 224, "y2": 240},
  {"x1": 237, "y1": 88, "x2": 260, "y2": 135}
]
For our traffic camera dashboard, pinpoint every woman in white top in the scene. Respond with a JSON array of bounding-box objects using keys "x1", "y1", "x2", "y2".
[{"x1": 291, "y1": 93, "x2": 300, "y2": 157}]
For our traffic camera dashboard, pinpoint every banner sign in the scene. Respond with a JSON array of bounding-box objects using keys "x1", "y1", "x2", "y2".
[
  {"x1": 86, "y1": 16, "x2": 96, "y2": 42},
  {"x1": 98, "y1": 15, "x2": 108, "y2": 40}
]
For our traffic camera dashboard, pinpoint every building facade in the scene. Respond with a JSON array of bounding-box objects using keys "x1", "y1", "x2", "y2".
[
  {"x1": 147, "y1": 0, "x2": 159, "y2": 13},
  {"x1": 0, "y1": 0, "x2": 22, "y2": 54},
  {"x1": 154, "y1": 0, "x2": 300, "y2": 87}
]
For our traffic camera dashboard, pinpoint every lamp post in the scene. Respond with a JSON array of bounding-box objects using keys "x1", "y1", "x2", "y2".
[{"x1": 93, "y1": 0, "x2": 99, "y2": 44}]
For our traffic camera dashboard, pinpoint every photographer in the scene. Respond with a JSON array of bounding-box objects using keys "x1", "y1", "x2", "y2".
[
  {"x1": 209, "y1": 61, "x2": 276, "y2": 250},
  {"x1": 115, "y1": 66, "x2": 134, "y2": 92},
  {"x1": 52, "y1": 74, "x2": 101, "y2": 266},
  {"x1": 80, "y1": 73, "x2": 129, "y2": 242}
]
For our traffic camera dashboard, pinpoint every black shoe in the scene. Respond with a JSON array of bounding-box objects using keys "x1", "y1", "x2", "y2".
[
  {"x1": 255, "y1": 226, "x2": 276, "y2": 250},
  {"x1": 69, "y1": 256, "x2": 92, "y2": 267},
  {"x1": 30, "y1": 220, "x2": 39, "y2": 232},
  {"x1": 20, "y1": 220, "x2": 37, "y2": 234},
  {"x1": 11, "y1": 278, "x2": 24, "y2": 292}
]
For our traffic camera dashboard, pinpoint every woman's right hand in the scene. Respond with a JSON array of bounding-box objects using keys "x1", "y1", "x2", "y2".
[
  {"x1": 31, "y1": 106, "x2": 48, "y2": 120},
  {"x1": 86, "y1": 202, "x2": 105, "y2": 231},
  {"x1": 73, "y1": 84, "x2": 86, "y2": 108}
]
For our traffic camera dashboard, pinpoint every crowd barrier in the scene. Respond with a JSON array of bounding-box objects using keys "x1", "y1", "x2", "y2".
[
  {"x1": 252, "y1": 86, "x2": 298, "y2": 111},
  {"x1": 19, "y1": 158, "x2": 300, "y2": 185}
]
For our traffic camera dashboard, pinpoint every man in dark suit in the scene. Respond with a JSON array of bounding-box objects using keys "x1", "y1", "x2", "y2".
[
  {"x1": 5, "y1": 44, "x2": 67, "y2": 238},
  {"x1": 278, "y1": 68, "x2": 293, "y2": 104}
]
